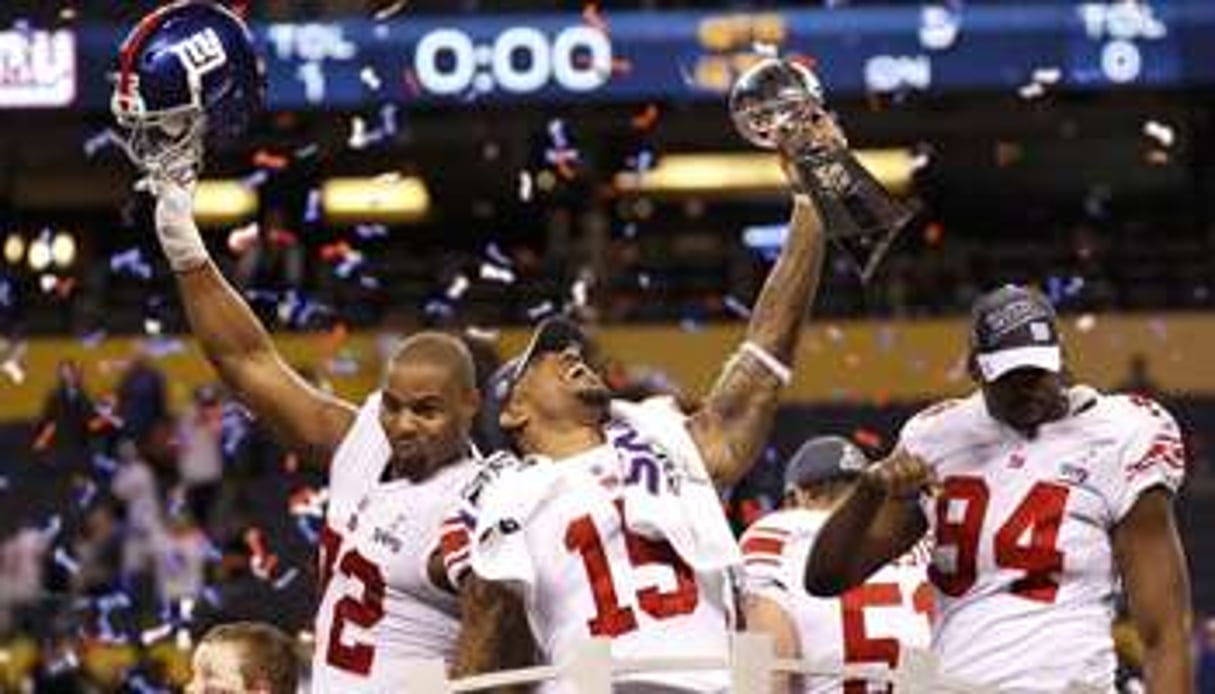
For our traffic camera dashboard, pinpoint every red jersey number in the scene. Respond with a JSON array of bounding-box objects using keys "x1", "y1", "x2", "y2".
[
  {"x1": 929, "y1": 476, "x2": 1071, "y2": 603},
  {"x1": 565, "y1": 499, "x2": 699, "y2": 637},
  {"x1": 840, "y1": 580, "x2": 933, "y2": 694},
  {"x1": 319, "y1": 528, "x2": 387, "y2": 675}
]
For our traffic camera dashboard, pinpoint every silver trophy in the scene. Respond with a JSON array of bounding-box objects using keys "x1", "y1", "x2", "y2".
[{"x1": 730, "y1": 57, "x2": 916, "y2": 281}]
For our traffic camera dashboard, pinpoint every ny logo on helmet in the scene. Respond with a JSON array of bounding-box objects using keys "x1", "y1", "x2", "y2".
[{"x1": 171, "y1": 27, "x2": 227, "y2": 79}]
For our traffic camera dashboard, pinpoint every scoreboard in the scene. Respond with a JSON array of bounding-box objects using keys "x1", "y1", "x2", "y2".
[{"x1": 2, "y1": 1, "x2": 1214, "y2": 111}]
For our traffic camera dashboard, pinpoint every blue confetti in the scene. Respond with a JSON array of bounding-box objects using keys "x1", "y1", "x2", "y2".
[
  {"x1": 272, "y1": 567, "x2": 300, "y2": 591},
  {"x1": 54, "y1": 546, "x2": 79, "y2": 575},
  {"x1": 75, "y1": 479, "x2": 97, "y2": 509},
  {"x1": 485, "y1": 243, "x2": 512, "y2": 267},
  {"x1": 358, "y1": 275, "x2": 381, "y2": 290},
  {"x1": 424, "y1": 299, "x2": 454, "y2": 319},
  {"x1": 295, "y1": 516, "x2": 320, "y2": 544},
  {"x1": 355, "y1": 224, "x2": 389, "y2": 240},
  {"x1": 92, "y1": 453, "x2": 118, "y2": 478},
  {"x1": 83, "y1": 129, "x2": 119, "y2": 158},
  {"x1": 0, "y1": 277, "x2": 11, "y2": 308},
  {"x1": 723, "y1": 295, "x2": 752, "y2": 319},
  {"x1": 79, "y1": 329, "x2": 107, "y2": 348},
  {"x1": 240, "y1": 170, "x2": 270, "y2": 189},
  {"x1": 380, "y1": 103, "x2": 399, "y2": 136},
  {"x1": 109, "y1": 248, "x2": 153, "y2": 280},
  {"x1": 304, "y1": 188, "x2": 322, "y2": 224},
  {"x1": 526, "y1": 301, "x2": 556, "y2": 321}
]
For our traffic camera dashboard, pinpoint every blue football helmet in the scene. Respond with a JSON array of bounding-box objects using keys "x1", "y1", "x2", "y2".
[{"x1": 111, "y1": 0, "x2": 263, "y2": 179}]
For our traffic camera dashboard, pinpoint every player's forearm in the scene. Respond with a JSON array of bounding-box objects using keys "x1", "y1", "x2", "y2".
[
  {"x1": 1141, "y1": 625, "x2": 1194, "y2": 694},
  {"x1": 451, "y1": 578, "x2": 534, "y2": 685},
  {"x1": 744, "y1": 194, "x2": 826, "y2": 364},
  {"x1": 805, "y1": 483, "x2": 886, "y2": 596},
  {"x1": 175, "y1": 262, "x2": 277, "y2": 381}
]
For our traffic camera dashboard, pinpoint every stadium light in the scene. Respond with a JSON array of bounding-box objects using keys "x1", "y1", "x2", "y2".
[
  {"x1": 27, "y1": 235, "x2": 51, "y2": 271},
  {"x1": 321, "y1": 174, "x2": 430, "y2": 223},
  {"x1": 614, "y1": 149, "x2": 915, "y2": 197},
  {"x1": 3, "y1": 233, "x2": 24, "y2": 265},
  {"x1": 194, "y1": 180, "x2": 259, "y2": 226},
  {"x1": 51, "y1": 231, "x2": 76, "y2": 268}
]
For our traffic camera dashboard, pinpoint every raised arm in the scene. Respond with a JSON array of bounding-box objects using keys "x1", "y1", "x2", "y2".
[
  {"x1": 152, "y1": 178, "x2": 354, "y2": 464},
  {"x1": 1113, "y1": 488, "x2": 1194, "y2": 694},
  {"x1": 687, "y1": 192, "x2": 826, "y2": 488},
  {"x1": 805, "y1": 450, "x2": 931, "y2": 596}
]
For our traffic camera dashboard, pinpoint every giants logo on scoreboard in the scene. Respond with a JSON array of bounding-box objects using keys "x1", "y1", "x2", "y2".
[{"x1": 0, "y1": 29, "x2": 76, "y2": 108}]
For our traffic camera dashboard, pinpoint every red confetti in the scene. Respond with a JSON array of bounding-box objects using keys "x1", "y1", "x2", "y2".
[
  {"x1": 631, "y1": 104, "x2": 660, "y2": 131},
  {"x1": 252, "y1": 149, "x2": 289, "y2": 170},
  {"x1": 852, "y1": 427, "x2": 884, "y2": 450}
]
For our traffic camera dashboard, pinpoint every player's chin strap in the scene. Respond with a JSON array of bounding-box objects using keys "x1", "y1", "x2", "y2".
[{"x1": 737, "y1": 341, "x2": 793, "y2": 386}]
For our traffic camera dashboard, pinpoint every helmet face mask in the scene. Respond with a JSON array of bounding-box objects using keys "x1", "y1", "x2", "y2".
[{"x1": 111, "y1": 1, "x2": 263, "y2": 180}]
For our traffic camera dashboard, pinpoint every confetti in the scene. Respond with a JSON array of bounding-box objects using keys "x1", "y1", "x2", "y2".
[
  {"x1": 83, "y1": 129, "x2": 119, "y2": 158},
  {"x1": 354, "y1": 224, "x2": 389, "y2": 239},
  {"x1": 479, "y1": 262, "x2": 516, "y2": 284},
  {"x1": 526, "y1": 301, "x2": 556, "y2": 321},
  {"x1": 227, "y1": 222, "x2": 260, "y2": 255},
  {"x1": 360, "y1": 66, "x2": 383, "y2": 91},
  {"x1": 141, "y1": 623, "x2": 174, "y2": 646},
  {"x1": 110, "y1": 248, "x2": 153, "y2": 280},
  {"x1": 518, "y1": 170, "x2": 534, "y2": 202},
  {"x1": 273, "y1": 567, "x2": 300, "y2": 590},
  {"x1": 251, "y1": 149, "x2": 289, "y2": 170},
  {"x1": 373, "y1": 0, "x2": 409, "y2": 21},
  {"x1": 445, "y1": 273, "x2": 471, "y2": 300},
  {"x1": 1075, "y1": 313, "x2": 1097, "y2": 333},
  {"x1": 723, "y1": 295, "x2": 751, "y2": 318},
  {"x1": 54, "y1": 546, "x2": 79, "y2": 575},
  {"x1": 1143, "y1": 120, "x2": 1175, "y2": 148}
]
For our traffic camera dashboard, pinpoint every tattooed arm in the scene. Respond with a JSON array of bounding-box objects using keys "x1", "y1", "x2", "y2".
[
  {"x1": 450, "y1": 575, "x2": 536, "y2": 690},
  {"x1": 687, "y1": 193, "x2": 826, "y2": 488}
]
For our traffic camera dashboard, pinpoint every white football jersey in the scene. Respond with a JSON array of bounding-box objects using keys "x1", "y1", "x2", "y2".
[
  {"x1": 312, "y1": 392, "x2": 479, "y2": 693},
  {"x1": 450, "y1": 398, "x2": 739, "y2": 693},
  {"x1": 742, "y1": 508, "x2": 933, "y2": 694},
  {"x1": 899, "y1": 387, "x2": 1186, "y2": 693}
]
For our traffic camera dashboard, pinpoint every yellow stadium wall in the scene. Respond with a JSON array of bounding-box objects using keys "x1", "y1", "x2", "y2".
[{"x1": 0, "y1": 311, "x2": 1210, "y2": 422}]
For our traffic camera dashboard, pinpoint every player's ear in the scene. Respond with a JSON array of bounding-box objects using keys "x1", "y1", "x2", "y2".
[
  {"x1": 498, "y1": 396, "x2": 527, "y2": 434},
  {"x1": 462, "y1": 387, "x2": 481, "y2": 420}
]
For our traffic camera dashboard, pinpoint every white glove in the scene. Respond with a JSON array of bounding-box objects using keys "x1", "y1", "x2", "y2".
[{"x1": 142, "y1": 175, "x2": 209, "y2": 272}]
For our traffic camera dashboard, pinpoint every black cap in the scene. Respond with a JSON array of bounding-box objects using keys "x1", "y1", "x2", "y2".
[
  {"x1": 970, "y1": 285, "x2": 1062, "y2": 383},
  {"x1": 783, "y1": 435, "x2": 869, "y2": 492},
  {"x1": 482, "y1": 316, "x2": 588, "y2": 450}
]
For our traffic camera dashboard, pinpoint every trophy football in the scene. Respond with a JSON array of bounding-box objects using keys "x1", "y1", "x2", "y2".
[{"x1": 730, "y1": 57, "x2": 917, "y2": 281}]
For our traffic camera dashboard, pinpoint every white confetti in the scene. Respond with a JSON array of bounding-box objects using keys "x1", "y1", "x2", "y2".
[
  {"x1": 479, "y1": 262, "x2": 516, "y2": 284},
  {"x1": 1143, "y1": 120, "x2": 1175, "y2": 148},
  {"x1": 360, "y1": 66, "x2": 383, "y2": 91},
  {"x1": 518, "y1": 170, "x2": 533, "y2": 202},
  {"x1": 445, "y1": 273, "x2": 470, "y2": 300}
]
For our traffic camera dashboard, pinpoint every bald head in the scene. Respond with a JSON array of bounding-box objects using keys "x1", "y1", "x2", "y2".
[{"x1": 387, "y1": 332, "x2": 477, "y2": 391}]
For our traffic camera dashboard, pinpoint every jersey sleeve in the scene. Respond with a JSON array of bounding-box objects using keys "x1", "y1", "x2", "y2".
[
  {"x1": 438, "y1": 451, "x2": 520, "y2": 590},
  {"x1": 444, "y1": 452, "x2": 539, "y2": 594},
  {"x1": 1104, "y1": 396, "x2": 1187, "y2": 522},
  {"x1": 740, "y1": 518, "x2": 812, "y2": 608}
]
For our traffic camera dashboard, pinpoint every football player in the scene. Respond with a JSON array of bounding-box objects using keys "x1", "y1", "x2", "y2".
[
  {"x1": 807, "y1": 285, "x2": 1193, "y2": 693},
  {"x1": 115, "y1": 5, "x2": 484, "y2": 690},
  {"x1": 444, "y1": 146, "x2": 834, "y2": 689},
  {"x1": 741, "y1": 436, "x2": 932, "y2": 693}
]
